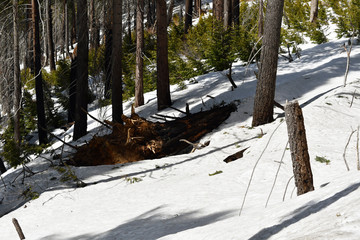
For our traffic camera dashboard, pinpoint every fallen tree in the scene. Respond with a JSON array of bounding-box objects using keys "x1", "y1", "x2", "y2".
[{"x1": 72, "y1": 103, "x2": 237, "y2": 166}]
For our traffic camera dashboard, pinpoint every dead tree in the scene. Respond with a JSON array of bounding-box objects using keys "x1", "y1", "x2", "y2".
[{"x1": 285, "y1": 101, "x2": 314, "y2": 196}]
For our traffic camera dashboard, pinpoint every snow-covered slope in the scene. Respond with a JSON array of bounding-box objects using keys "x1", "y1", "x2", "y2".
[{"x1": 1, "y1": 36, "x2": 360, "y2": 239}]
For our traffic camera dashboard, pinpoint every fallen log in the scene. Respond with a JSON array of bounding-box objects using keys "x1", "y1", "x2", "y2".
[{"x1": 72, "y1": 103, "x2": 237, "y2": 166}]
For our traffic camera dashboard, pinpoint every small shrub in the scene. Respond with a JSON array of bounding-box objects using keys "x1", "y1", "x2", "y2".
[{"x1": 315, "y1": 156, "x2": 331, "y2": 165}]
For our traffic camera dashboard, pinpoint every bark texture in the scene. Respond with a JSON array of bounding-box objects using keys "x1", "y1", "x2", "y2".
[
  {"x1": 156, "y1": 0, "x2": 172, "y2": 110},
  {"x1": 32, "y1": 0, "x2": 48, "y2": 144},
  {"x1": 112, "y1": 0, "x2": 123, "y2": 123},
  {"x1": 135, "y1": 0, "x2": 144, "y2": 107},
  {"x1": 213, "y1": 0, "x2": 224, "y2": 21},
  {"x1": 310, "y1": 0, "x2": 319, "y2": 23},
  {"x1": 185, "y1": 0, "x2": 193, "y2": 33},
  {"x1": 73, "y1": 0, "x2": 89, "y2": 140},
  {"x1": 285, "y1": 101, "x2": 314, "y2": 196},
  {"x1": 252, "y1": 0, "x2": 284, "y2": 127},
  {"x1": 13, "y1": 0, "x2": 21, "y2": 146}
]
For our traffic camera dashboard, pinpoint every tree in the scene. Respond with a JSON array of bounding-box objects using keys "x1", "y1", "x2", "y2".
[
  {"x1": 224, "y1": 0, "x2": 232, "y2": 28},
  {"x1": 185, "y1": 0, "x2": 193, "y2": 34},
  {"x1": 46, "y1": 0, "x2": 56, "y2": 71},
  {"x1": 13, "y1": 0, "x2": 21, "y2": 146},
  {"x1": 156, "y1": 0, "x2": 171, "y2": 110},
  {"x1": 135, "y1": 0, "x2": 144, "y2": 107},
  {"x1": 112, "y1": 0, "x2": 123, "y2": 123},
  {"x1": 73, "y1": 0, "x2": 88, "y2": 140},
  {"x1": 104, "y1": 0, "x2": 112, "y2": 99},
  {"x1": 232, "y1": 0, "x2": 239, "y2": 25},
  {"x1": 213, "y1": 0, "x2": 224, "y2": 21},
  {"x1": 252, "y1": 0, "x2": 284, "y2": 127},
  {"x1": 310, "y1": 0, "x2": 319, "y2": 23},
  {"x1": 258, "y1": 0, "x2": 264, "y2": 38},
  {"x1": 32, "y1": 0, "x2": 48, "y2": 144}
]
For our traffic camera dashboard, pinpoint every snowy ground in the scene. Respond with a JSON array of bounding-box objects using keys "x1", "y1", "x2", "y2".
[{"x1": 1, "y1": 36, "x2": 360, "y2": 239}]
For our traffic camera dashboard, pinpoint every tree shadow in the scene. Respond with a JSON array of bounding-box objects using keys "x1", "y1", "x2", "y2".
[
  {"x1": 248, "y1": 182, "x2": 360, "y2": 240},
  {"x1": 38, "y1": 206, "x2": 233, "y2": 240}
]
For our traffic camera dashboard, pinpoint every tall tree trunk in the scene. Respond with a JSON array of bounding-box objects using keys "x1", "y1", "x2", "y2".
[
  {"x1": 213, "y1": 0, "x2": 224, "y2": 21},
  {"x1": 69, "y1": 56, "x2": 77, "y2": 123},
  {"x1": 167, "y1": 0, "x2": 175, "y2": 26},
  {"x1": 258, "y1": 0, "x2": 264, "y2": 38},
  {"x1": 73, "y1": 0, "x2": 89, "y2": 140},
  {"x1": 127, "y1": 1, "x2": 132, "y2": 42},
  {"x1": 26, "y1": 3, "x2": 34, "y2": 73},
  {"x1": 46, "y1": 0, "x2": 56, "y2": 71},
  {"x1": 252, "y1": 0, "x2": 284, "y2": 127},
  {"x1": 104, "y1": 0, "x2": 112, "y2": 100},
  {"x1": 310, "y1": 0, "x2": 319, "y2": 23},
  {"x1": 224, "y1": 0, "x2": 232, "y2": 28},
  {"x1": 185, "y1": 0, "x2": 193, "y2": 34},
  {"x1": 13, "y1": 0, "x2": 21, "y2": 146},
  {"x1": 135, "y1": 0, "x2": 144, "y2": 107},
  {"x1": 156, "y1": 0, "x2": 171, "y2": 110},
  {"x1": 70, "y1": 0, "x2": 77, "y2": 47},
  {"x1": 64, "y1": 0, "x2": 70, "y2": 56},
  {"x1": 112, "y1": 0, "x2": 123, "y2": 123},
  {"x1": 232, "y1": 0, "x2": 239, "y2": 26},
  {"x1": 89, "y1": 0, "x2": 96, "y2": 49},
  {"x1": 32, "y1": 0, "x2": 48, "y2": 144}
]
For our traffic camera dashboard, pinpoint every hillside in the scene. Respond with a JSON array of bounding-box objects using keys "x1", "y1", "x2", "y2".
[{"x1": 1, "y1": 35, "x2": 360, "y2": 239}]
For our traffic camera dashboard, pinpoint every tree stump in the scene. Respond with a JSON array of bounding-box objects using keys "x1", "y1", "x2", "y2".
[{"x1": 285, "y1": 101, "x2": 314, "y2": 195}]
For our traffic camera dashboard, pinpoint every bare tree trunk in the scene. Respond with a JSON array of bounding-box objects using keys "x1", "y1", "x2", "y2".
[
  {"x1": 310, "y1": 0, "x2": 319, "y2": 23},
  {"x1": 89, "y1": 0, "x2": 96, "y2": 49},
  {"x1": 156, "y1": 0, "x2": 172, "y2": 110},
  {"x1": 70, "y1": 0, "x2": 77, "y2": 47},
  {"x1": 104, "y1": 0, "x2": 112, "y2": 100},
  {"x1": 73, "y1": 0, "x2": 88, "y2": 140},
  {"x1": 252, "y1": 0, "x2": 284, "y2": 127},
  {"x1": 224, "y1": 0, "x2": 232, "y2": 28},
  {"x1": 26, "y1": 4, "x2": 34, "y2": 73},
  {"x1": 32, "y1": 0, "x2": 48, "y2": 144},
  {"x1": 64, "y1": 0, "x2": 70, "y2": 56},
  {"x1": 185, "y1": 0, "x2": 193, "y2": 34},
  {"x1": 46, "y1": 0, "x2": 56, "y2": 71},
  {"x1": 13, "y1": 0, "x2": 21, "y2": 146},
  {"x1": 112, "y1": 0, "x2": 123, "y2": 123},
  {"x1": 213, "y1": 0, "x2": 224, "y2": 21},
  {"x1": 232, "y1": 0, "x2": 239, "y2": 26},
  {"x1": 258, "y1": 0, "x2": 264, "y2": 38},
  {"x1": 167, "y1": 0, "x2": 175, "y2": 26},
  {"x1": 285, "y1": 101, "x2": 314, "y2": 196},
  {"x1": 135, "y1": 0, "x2": 144, "y2": 107}
]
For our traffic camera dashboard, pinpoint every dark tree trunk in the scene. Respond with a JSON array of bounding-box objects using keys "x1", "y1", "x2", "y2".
[
  {"x1": 32, "y1": 0, "x2": 48, "y2": 145},
  {"x1": 0, "y1": 158, "x2": 6, "y2": 174},
  {"x1": 70, "y1": 0, "x2": 77, "y2": 47},
  {"x1": 135, "y1": 0, "x2": 144, "y2": 107},
  {"x1": 185, "y1": 0, "x2": 193, "y2": 33},
  {"x1": 46, "y1": 0, "x2": 56, "y2": 71},
  {"x1": 64, "y1": 0, "x2": 70, "y2": 56},
  {"x1": 112, "y1": 0, "x2": 123, "y2": 123},
  {"x1": 224, "y1": 0, "x2": 232, "y2": 28},
  {"x1": 156, "y1": 0, "x2": 172, "y2": 110},
  {"x1": 252, "y1": 0, "x2": 284, "y2": 127},
  {"x1": 73, "y1": 0, "x2": 89, "y2": 140},
  {"x1": 68, "y1": 56, "x2": 77, "y2": 123},
  {"x1": 232, "y1": 0, "x2": 239, "y2": 25},
  {"x1": 213, "y1": 0, "x2": 224, "y2": 21},
  {"x1": 104, "y1": 1, "x2": 112, "y2": 100},
  {"x1": 285, "y1": 101, "x2": 314, "y2": 195},
  {"x1": 13, "y1": 0, "x2": 21, "y2": 146},
  {"x1": 89, "y1": 0, "x2": 97, "y2": 49}
]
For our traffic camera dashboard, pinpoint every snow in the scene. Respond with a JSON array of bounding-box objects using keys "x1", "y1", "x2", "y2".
[{"x1": 2, "y1": 32, "x2": 360, "y2": 240}]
